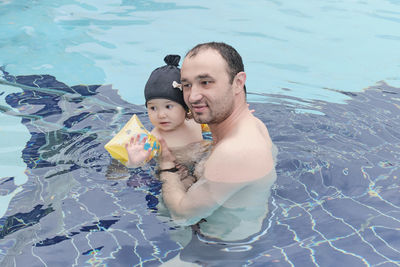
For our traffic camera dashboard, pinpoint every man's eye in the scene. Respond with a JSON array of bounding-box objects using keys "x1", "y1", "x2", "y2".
[
  {"x1": 182, "y1": 83, "x2": 191, "y2": 89},
  {"x1": 201, "y1": 80, "x2": 212, "y2": 86}
]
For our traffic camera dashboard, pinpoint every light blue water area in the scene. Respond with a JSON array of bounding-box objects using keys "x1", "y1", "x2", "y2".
[
  {"x1": 1, "y1": 0, "x2": 400, "y2": 105},
  {"x1": 0, "y1": 84, "x2": 28, "y2": 218}
]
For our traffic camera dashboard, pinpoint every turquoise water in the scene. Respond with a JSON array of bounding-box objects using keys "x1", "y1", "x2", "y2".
[
  {"x1": 2, "y1": 0, "x2": 400, "y2": 104},
  {"x1": 1, "y1": 0, "x2": 400, "y2": 266}
]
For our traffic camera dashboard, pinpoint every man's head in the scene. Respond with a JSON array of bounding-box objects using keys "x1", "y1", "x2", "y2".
[
  {"x1": 185, "y1": 42, "x2": 246, "y2": 94},
  {"x1": 180, "y1": 42, "x2": 247, "y2": 124}
]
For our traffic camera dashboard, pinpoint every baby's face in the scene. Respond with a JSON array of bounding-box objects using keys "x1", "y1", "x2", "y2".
[{"x1": 147, "y1": 98, "x2": 186, "y2": 132}]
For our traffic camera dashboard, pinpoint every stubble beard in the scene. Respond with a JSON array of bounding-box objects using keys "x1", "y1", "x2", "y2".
[{"x1": 191, "y1": 97, "x2": 234, "y2": 125}]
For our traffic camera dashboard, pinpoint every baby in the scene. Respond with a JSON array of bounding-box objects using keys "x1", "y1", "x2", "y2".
[{"x1": 125, "y1": 55, "x2": 209, "y2": 187}]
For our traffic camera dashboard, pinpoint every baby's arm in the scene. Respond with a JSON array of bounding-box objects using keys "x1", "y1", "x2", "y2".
[{"x1": 125, "y1": 134, "x2": 152, "y2": 168}]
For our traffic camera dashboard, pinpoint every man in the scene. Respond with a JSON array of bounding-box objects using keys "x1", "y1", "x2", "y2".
[{"x1": 158, "y1": 42, "x2": 277, "y2": 241}]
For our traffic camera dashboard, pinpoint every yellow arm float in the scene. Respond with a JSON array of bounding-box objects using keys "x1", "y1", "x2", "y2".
[
  {"x1": 104, "y1": 114, "x2": 210, "y2": 165},
  {"x1": 104, "y1": 114, "x2": 160, "y2": 165}
]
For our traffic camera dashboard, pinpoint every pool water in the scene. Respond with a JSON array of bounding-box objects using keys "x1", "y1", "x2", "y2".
[{"x1": 1, "y1": 0, "x2": 400, "y2": 266}]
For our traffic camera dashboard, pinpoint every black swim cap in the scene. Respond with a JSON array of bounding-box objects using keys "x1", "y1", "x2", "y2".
[{"x1": 144, "y1": 55, "x2": 187, "y2": 110}]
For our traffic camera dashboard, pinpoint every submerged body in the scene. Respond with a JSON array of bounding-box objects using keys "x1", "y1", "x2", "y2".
[
  {"x1": 161, "y1": 137, "x2": 277, "y2": 241},
  {"x1": 192, "y1": 144, "x2": 277, "y2": 241}
]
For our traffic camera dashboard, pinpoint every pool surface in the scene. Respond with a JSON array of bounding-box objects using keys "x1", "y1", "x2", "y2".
[
  {"x1": 0, "y1": 71, "x2": 399, "y2": 266},
  {"x1": 1, "y1": 0, "x2": 400, "y2": 266}
]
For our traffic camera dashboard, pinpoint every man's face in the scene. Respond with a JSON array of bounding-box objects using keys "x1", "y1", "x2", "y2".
[{"x1": 180, "y1": 49, "x2": 235, "y2": 124}]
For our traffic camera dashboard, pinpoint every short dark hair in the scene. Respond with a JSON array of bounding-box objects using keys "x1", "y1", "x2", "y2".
[{"x1": 186, "y1": 42, "x2": 246, "y2": 94}]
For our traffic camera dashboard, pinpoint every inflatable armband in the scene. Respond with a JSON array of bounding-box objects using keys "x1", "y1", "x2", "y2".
[
  {"x1": 105, "y1": 114, "x2": 210, "y2": 166},
  {"x1": 201, "y1": 123, "x2": 210, "y2": 133},
  {"x1": 104, "y1": 114, "x2": 160, "y2": 165}
]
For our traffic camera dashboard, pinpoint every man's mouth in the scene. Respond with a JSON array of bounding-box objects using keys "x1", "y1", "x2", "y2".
[{"x1": 191, "y1": 104, "x2": 208, "y2": 113}]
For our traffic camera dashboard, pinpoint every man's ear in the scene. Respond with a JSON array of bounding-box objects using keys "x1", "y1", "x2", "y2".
[{"x1": 233, "y1": 72, "x2": 246, "y2": 95}]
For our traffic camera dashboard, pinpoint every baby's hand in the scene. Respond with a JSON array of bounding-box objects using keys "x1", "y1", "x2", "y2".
[{"x1": 125, "y1": 134, "x2": 152, "y2": 168}]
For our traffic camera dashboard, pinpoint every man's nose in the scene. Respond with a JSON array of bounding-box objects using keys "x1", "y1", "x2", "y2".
[{"x1": 187, "y1": 84, "x2": 202, "y2": 103}]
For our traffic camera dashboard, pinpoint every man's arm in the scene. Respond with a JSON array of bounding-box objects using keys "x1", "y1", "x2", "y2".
[
  {"x1": 158, "y1": 138, "x2": 268, "y2": 225},
  {"x1": 158, "y1": 138, "x2": 214, "y2": 224},
  {"x1": 160, "y1": 169, "x2": 246, "y2": 225}
]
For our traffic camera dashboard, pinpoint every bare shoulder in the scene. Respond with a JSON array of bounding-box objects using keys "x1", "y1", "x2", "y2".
[
  {"x1": 185, "y1": 118, "x2": 203, "y2": 132},
  {"x1": 204, "y1": 117, "x2": 274, "y2": 183},
  {"x1": 254, "y1": 116, "x2": 271, "y2": 140},
  {"x1": 150, "y1": 128, "x2": 163, "y2": 141},
  {"x1": 183, "y1": 118, "x2": 203, "y2": 144}
]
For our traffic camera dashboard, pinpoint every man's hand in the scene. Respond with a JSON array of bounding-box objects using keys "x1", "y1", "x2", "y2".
[
  {"x1": 175, "y1": 163, "x2": 196, "y2": 190},
  {"x1": 125, "y1": 134, "x2": 151, "y2": 168}
]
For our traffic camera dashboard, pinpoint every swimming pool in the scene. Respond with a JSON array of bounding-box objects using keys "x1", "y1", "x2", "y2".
[{"x1": 1, "y1": 0, "x2": 400, "y2": 266}]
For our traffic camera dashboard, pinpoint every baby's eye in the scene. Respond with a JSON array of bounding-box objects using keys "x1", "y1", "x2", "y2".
[
  {"x1": 166, "y1": 104, "x2": 173, "y2": 109},
  {"x1": 149, "y1": 106, "x2": 156, "y2": 111}
]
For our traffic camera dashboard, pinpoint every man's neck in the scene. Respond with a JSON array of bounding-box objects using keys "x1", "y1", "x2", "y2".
[{"x1": 209, "y1": 100, "x2": 249, "y2": 144}]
